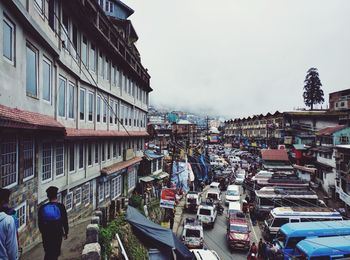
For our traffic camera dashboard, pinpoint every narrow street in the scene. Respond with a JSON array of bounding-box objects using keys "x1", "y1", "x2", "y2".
[{"x1": 178, "y1": 190, "x2": 263, "y2": 260}]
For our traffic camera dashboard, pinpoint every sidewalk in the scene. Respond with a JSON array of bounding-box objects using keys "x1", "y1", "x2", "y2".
[
  {"x1": 172, "y1": 197, "x2": 185, "y2": 236},
  {"x1": 22, "y1": 218, "x2": 91, "y2": 260}
]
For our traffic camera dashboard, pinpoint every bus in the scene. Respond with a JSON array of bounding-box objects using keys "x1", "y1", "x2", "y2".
[
  {"x1": 255, "y1": 187, "x2": 319, "y2": 218},
  {"x1": 295, "y1": 235, "x2": 350, "y2": 260},
  {"x1": 263, "y1": 207, "x2": 343, "y2": 240},
  {"x1": 274, "y1": 220, "x2": 350, "y2": 259}
]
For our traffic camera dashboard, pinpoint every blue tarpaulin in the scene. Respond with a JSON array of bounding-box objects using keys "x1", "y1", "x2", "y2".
[{"x1": 126, "y1": 206, "x2": 193, "y2": 260}]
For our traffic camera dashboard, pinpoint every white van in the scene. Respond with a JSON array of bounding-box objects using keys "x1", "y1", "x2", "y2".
[
  {"x1": 262, "y1": 207, "x2": 343, "y2": 240},
  {"x1": 227, "y1": 201, "x2": 241, "y2": 216},
  {"x1": 225, "y1": 185, "x2": 240, "y2": 205},
  {"x1": 209, "y1": 182, "x2": 220, "y2": 190},
  {"x1": 206, "y1": 188, "x2": 221, "y2": 202}
]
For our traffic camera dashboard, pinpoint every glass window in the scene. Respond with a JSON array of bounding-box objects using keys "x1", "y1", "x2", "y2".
[
  {"x1": 0, "y1": 137, "x2": 17, "y2": 188},
  {"x1": 23, "y1": 137, "x2": 34, "y2": 181},
  {"x1": 72, "y1": 24, "x2": 78, "y2": 55},
  {"x1": 105, "y1": 58, "x2": 110, "y2": 81},
  {"x1": 88, "y1": 143, "x2": 92, "y2": 166},
  {"x1": 15, "y1": 202, "x2": 26, "y2": 231},
  {"x1": 68, "y1": 83, "x2": 75, "y2": 119},
  {"x1": 105, "y1": 0, "x2": 109, "y2": 12},
  {"x1": 82, "y1": 183, "x2": 90, "y2": 206},
  {"x1": 81, "y1": 35, "x2": 88, "y2": 66},
  {"x1": 90, "y1": 43, "x2": 96, "y2": 72},
  {"x1": 103, "y1": 100, "x2": 107, "y2": 123},
  {"x1": 102, "y1": 143, "x2": 105, "y2": 162},
  {"x1": 111, "y1": 176, "x2": 122, "y2": 199},
  {"x1": 128, "y1": 169, "x2": 136, "y2": 190},
  {"x1": 112, "y1": 66, "x2": 116, "y2": 86},
  {"x1": 110, "y1": 100, "x2": 114, "y2": 124},
  {"x1": 99, "y1": 51, "x2": 104, "y2": 77},
  {"x1": 88, "y1": 92, "x2": 93, "y2": 122},
  {"x1": 42, "y1": 142, "x2": 52, "y2": 182},
  {"x1": 26, "y1": 44, "x2": 38, "y2": 97},
  {"x1": 80, "y1": 88, "x2": 85, "y2": 120},
  {"x1": 3, "y1": 17, "x2": 15, "y2": 62},
  {"x1": 42, "y1": 59, "x2": 51, "y2": 102},
  {"x1": 107, "y1": 142, "x2": 111, "y2": 160},
  {"x1": 114, "y1": 102, "x2": 118, "y2": 124},
  {"x1": 69, "y1": 144, "x2": 75, "y2": 172},
  {"x1": 272, "y1": 218, "x2": 289, "y2": 227},
  {"x1": 110, "y1": 1, "x2": 114, "y2": 12},
  {"x1": 56, "y1": 143, "x2": 64, "y2": 177},
  {"x1": 58, "y1": 78, "x2": 66, "y2": 117},
  {"x1": 98, "y1": 183, "x2": 104, "y2": 202},
  {"x1": 62, "y1": 9, "x2": 69, "y2": 50},
  {"x1": 94, "y1": 143, "x2": 99, "y2": 164},
  {"x1": 74, "y1": 188, "x2": 82, "y2": 206},
  {"x1": 113, "y1": 142, "x2": 117, "y2": 158},
  {"x1": 79, "y1": 143, "x2": 84, "y2": 169},
  {"x1": 34, "y1": 0, "x2": 44, "y2": 12},
  {"x1": 65, "y1": 192, "x2": 73, "y2": 212},
  {"x1": 97, "y1": 96, "x2": 101, "y2": 122},
  {"x1": 104, "y1": 181, "x2": 110, "y2": 198}
]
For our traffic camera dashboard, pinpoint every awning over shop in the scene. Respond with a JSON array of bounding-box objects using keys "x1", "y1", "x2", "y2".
[
  {"x1": 293, "y1": 164, "x2": 317, "y2": 174},
  {"x1": 139, "y1": 176, "x2": 154, "y2": 182},
  {"x1": 65, "y1": 128, "x2": 149, "y2": 138},
  {"x1": 101, "y1": 157, "x2": 142, "y2": 176},
  {"x1": 152, "y1": 172, "x2": 169, "y2": 180}
]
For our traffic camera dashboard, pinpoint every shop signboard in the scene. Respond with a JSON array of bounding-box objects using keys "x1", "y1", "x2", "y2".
[{"x1": 160, "y1": 188, "x2": 176, "y2": 209}]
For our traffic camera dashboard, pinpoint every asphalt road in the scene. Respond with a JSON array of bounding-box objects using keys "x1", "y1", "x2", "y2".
[{"x1": 178, "y1": 190, "x2": 263, "y2": 260}]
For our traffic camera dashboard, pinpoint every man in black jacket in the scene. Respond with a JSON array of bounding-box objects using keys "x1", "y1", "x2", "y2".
[{"x1": 38, "y1": 186, "x2": 68, "y2": 260}]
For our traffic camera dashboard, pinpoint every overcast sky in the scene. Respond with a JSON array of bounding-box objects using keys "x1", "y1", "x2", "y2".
[{"x1": 126, "y1": 0, "x2": 350, "y2": 119}]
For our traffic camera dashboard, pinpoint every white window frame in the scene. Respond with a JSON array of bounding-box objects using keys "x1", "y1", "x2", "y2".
[
  {"x1": 34, "y1": 0, "x2": 44, "y2": 14},
  {"x1": 89, "y1": 43, "x2": 96, "y2": 72},
  {"x1": 15, "y1": 201, "x2": 27, "y2": 231},
  {"x1": 41, "y1": 142, "x2": 53, "y2": 183},
  {"x1": 111, "y1": 175, "x2": 122, "y2": 200},
  {"x1": 2, "y1": 15, "x2": 15, "y2": 65},
  {"x1": 78, "y1": 143, "x2": 85, "y2": 170},
  {"x1": 74, "y1": 187, "x2": 82, "y2": 206},
  {"x1": 42, "y1": 57, "x2": 52, "y2": 103},
  {"x1": 68, "y1": 82, "x2": 75, "y2": 119},
  {"x1": 104, "y1": 181, "x2": 110, "y2": 198},
  {"x1": 0, "y1": 137, "x2": 18, "y2": 189},
  {"x1": 98, "y1": 182, "x2": 104, "y2": 202},
  {"x1": 128, "y1": 168, "x2": 137, "y2": 191},
  {"x1": 26, "y1": 43, "x2": 38, "y2": 98},
  {"x1": 55, "y1": 143, "x2": 64, "y2": 178},
  {"x1": 23, "y1": 137, "x2": 35, "y2": 182},
  {"x1": 58, "y1": 76, "x2": 67, "y2": 118},
  {"x1": 68, "y1": 143, "x2": 76, "y2": 173},
  {"x1": 88, "y1": 91, "x2": 94, "y2": 122},
  {"x1": 96, "y1": 95, "x2": 101, "y2": 123},
  {"x1": 82, "y1": 183, "x2": 90, "y2": 206},
  {"x1": 80, "y1": 88, "x2": 86, "y2": 121},
  {"x1": 65, "y1": 192, "x2": 73, "y2": 212}
]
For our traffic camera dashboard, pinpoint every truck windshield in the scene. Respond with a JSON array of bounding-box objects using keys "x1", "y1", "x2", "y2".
[
  {"x1": 276, "y1": 231, "x2": 287, "y2": 248},
  {"x1": 187, "y1": 198, "x2": 196, "y2": 204},
  {"x1": 230, "y1": 224, "x2": 248, "y2": 233},
  {"x1": 185, "y1": 229, "x2": 201, "y2": 238},
  {"x1": 199, "y1": 209, "x2": 211, "y2": 215}
]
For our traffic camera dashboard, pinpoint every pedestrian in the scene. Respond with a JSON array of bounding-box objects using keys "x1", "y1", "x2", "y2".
[
  {"x1": 38, "y1": 186, "x2": 69, "y2": 260},
  {"x1": 258, "y1": 238, "x2": 266, "y2": 260},
  {"x1": 0, "y1": 189, "x2": 19, "y2": 246},
  {"x1": 0, "y1": 188, "x2": 18, "y2": 260},
  {"x1": 250, "y1": 206, "x2": 257, "y2": 226},
  {"x1": 169, "y1": 208, "x2": 175, "y2": 230},
  {"x1": 248, "y1": 242, "x2": 258, "y2": 260}
]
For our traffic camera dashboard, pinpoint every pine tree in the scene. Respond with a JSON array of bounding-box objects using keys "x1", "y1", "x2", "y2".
[{"x1": 303, "y1": 68, "x2": 324, "y2": 110}]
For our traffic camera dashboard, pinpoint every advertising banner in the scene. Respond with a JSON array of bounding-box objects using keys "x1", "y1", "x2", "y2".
[{"x1": 160, "y1": 188, "x2": 176, "y2": 209}]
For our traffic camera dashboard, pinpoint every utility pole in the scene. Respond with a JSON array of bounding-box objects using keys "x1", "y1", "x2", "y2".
[
  {"x1": 168, "y1": 128, "x2": 177, "y2": 188},
  {"x1": 206, "y1": 116, "x2": 209, "y2": 155}
]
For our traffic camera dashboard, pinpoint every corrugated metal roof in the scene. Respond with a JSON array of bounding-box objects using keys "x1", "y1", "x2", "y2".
[{"x1": 316, "y1": 125, "x2": 347, "y2": 136}]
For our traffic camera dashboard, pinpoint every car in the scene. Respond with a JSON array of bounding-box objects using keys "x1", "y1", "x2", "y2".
[
  {"x1": 234, "y1": 173, "x2": 246, "y2": 185},
  {"x1": 197, "y1": 203, "x2": 217, "y2": 228},
  {"x1": 226, "y1": 218, "x2": 250, "y2": 251},
  {"x1": 206, "y1": 188, "x2": 221, "y2": 202},
  {"x1": 182, "y1": 218, "x2": 204, "y2": 249},
  {"x1": 225, "y1": 185, "x2": 240, "y2": 205},
  {"x1": 191, "y1": 249, "x2": 221, "y2": 260},
  {"x1": 185, "y1": 191, "x2": 202, "y2": 213}
]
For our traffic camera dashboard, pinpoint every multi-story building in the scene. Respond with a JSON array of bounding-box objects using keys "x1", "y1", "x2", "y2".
[
  {"x1": 0, "y1": 0, "x2": 151, "y2": 251},
  {"x1": 329, "y1": 88, "x2": 350, "y2": 125},
  {"x1": 172, "y1": 120, "x2": 198, "y2": 147},
  {"x1": 224, "y1": 110, "x2": 343, "y2": 148},
  {"x1": 335, "y1": 145, "x2": 350, "y2": 216}
]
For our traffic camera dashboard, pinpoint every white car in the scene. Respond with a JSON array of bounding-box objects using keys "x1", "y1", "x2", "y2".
[
  {"x1": 191, "y1": 249, "x2": 221, "y2": 260},
  {"x1": 235, "y1": 173, "x2": 246, "y2": 185},
  {"x1": 197, "y1": 204, "x2": 217, "y2": 228},
  {"x1": 225, "y1": 185, "x2": 240, "y2": 205},
  {"x1": 182, "y1": 218, "x2": 204, "y2": 249}
]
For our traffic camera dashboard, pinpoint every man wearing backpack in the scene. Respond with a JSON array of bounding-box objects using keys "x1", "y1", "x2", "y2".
[{"x1": 38, "y1": 186, "x2": 68, "y2": 260}]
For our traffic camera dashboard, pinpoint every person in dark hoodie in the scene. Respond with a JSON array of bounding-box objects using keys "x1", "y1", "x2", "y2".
[
  {"x1": 38, "y1": 186, "x2": 68, "y2": 260},
  {"x1": 0, "y1": 188, "x2": 18, "y2": 260}
]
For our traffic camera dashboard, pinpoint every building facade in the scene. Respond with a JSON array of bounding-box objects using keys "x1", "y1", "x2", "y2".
[
  {"x1": 0, "y1": 0, "x2": 150, "y2": 251},
  {"x1": 335, "y1": 145, "x2": 350, "y2": 216}
]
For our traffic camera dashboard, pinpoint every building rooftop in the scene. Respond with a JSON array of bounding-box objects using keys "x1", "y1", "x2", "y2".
[
  {"x1": 336, "y1": 144, "x2": 350, "y2": 149},
  {"x1": 316, "y1": 125, "x2": 347, "y2": 136},
  {"x1": 261, "y1": 149, "x2": 289, "y2": 161}
]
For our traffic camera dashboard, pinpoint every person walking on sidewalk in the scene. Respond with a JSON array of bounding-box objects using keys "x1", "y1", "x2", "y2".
[
  {"x1": 38, "y1": 186, "x2": 69, "y2": 260},
  {"x1": 0, "y1": 188, "x2": 18, "y2": 260}
]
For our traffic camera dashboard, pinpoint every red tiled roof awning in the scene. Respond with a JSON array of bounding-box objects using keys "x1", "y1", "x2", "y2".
[
  {"x1": 65, "y1": 128, "x2": 149, "y2": 138},
  {"x1": 261, "y1": 149, "x2": 289, "y2": 161},
  {"x1": 101, "y1": 157, "x2": 142, "y2": 176},
  {"x1": 0, "y1": 105, "x2": 64, "y2": 131}
]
